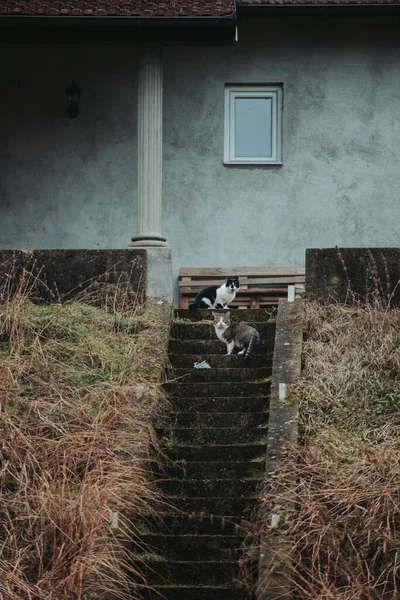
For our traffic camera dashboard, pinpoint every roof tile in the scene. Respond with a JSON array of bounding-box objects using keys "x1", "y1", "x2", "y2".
[{"x1": 0, "y1": 0, "x2": 236, "y2": 17}]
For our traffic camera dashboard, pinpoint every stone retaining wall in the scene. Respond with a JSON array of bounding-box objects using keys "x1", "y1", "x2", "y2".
[
  {"x1": 306, "y1": 247, "x2": 400, "y2": 305},
  {"x1": 0, "y1": 249, "x2": 147, "y2": 303}
]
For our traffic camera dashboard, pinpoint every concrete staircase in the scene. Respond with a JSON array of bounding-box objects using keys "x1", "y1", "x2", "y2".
[{"x1": 139, "y1": 308, "x2": 276, "y2": 600}]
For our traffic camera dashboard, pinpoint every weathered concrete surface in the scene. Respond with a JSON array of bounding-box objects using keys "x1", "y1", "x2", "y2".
[
  {"x1": 2, "y1": 19, "x2": 400, "y2": 302},
  {"x1": 257, "y1": 299, "x2": 303, "y2": 600},
  {"x1": 306, "y1": 247, "x2": 400, "y2": 305},
  {"x1": 163, "y1": 17, "x2": 400, "y2": 298},
  {"x1": 0, "y1": 249, "x2": 147, "y2": 302},
  {"x1": 1, "y1": 43, "x2": 138, "y2": 250},
  {"x1": 132, "y1": 296, "x2": 173, "y2": 383},
  {"x1": 144, "y1": 246, "x2": 173, "y2": 298}
]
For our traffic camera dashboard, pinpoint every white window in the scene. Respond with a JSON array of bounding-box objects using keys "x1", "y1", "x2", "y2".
[{"x1": 224, "y1": 85, "x2": 283, "y2": 165}]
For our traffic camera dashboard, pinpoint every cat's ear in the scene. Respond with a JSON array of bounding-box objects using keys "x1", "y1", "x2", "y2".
[
  {"x1": 225, "y1": 311, "x2": 231, "y2": 319},
  {"x1": 212, "y1": 311, "x2": 218, "y2": 321}
]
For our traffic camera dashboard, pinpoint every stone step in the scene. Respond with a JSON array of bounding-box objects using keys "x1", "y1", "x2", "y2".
[
  {"x1": 169, "y1": 339, "x2": 273, "y2": 355},
  {"x1": 171, "y1": 321, "x2": 275, "y2": 340},
  {"x1": 165, "y1": 411, "x2": 268, "y2": 428},
  {"x1": 175, "y1": 308, "x2": 276, "y2": 322},
  {"x1": 158, "y1": 426, "x2": 267, "y2": 445},
  {"x1": 168, "y1": 396, "x2": 268, "y2": 413},
  {"x1": 163, "y1": 381, "x2": 270, "y2": 398},
  {"x1": 169, "y1": 353, "x2": 272, "y2": 368},
  {"x1": 140, "y1": 585, "x2": 251, "y2": 600},
  {"x1": 167, "y1": 443, "x2": 266, "y2": 462},
  {"x1": 164, "y1": 496, "x2": 258, "y2": 516},
  {"x1": 159, "y1": 478, "x2": 261, "y2": 498},
  {"x1": 166, "y1": 367, "x2": 271, "y2": 383},
  {"x1": 154, "y1": 460, "x2": 265, "y2": 480},
  {"x1": 139, "y1": 560, "x2": 240, "y2": 585},
  {"x1": 140, "y1": 514, "x2": 248, "y2": 536},
  {"x1": 140, "y1": 534, "x2": 245, "y2": 561},
  {"x1": 149, "y1": 307, "x2": 273, "y2": 596}
]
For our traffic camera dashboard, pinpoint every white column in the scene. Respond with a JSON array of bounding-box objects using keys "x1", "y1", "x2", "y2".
[{"x1": 131, "y1": 42, "x2": 167, "y2": 246}]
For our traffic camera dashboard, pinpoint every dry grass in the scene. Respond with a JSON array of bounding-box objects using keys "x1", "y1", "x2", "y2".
[
  {"x1": 0, "y1": 273, "x2": 170, "y2": 600},
  {"x1": 299, "y1": 303, "x2": 400, "y2": 442},
  {"x1": 257, "y1": 302, "x2": 400, "y2": 600}
]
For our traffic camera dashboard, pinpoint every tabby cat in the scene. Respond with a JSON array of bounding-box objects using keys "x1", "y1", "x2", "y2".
[{"x1": 213, "y1": 311, "x2": 259, "y2": 359}]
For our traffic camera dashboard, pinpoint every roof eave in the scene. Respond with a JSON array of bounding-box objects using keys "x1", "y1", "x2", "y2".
[
  {"x1": 0, "y1": 13, "x2": 237, "y2": 42},
  {"x1": 238, "y1": 3, "x2": 400, "y2": 16}
]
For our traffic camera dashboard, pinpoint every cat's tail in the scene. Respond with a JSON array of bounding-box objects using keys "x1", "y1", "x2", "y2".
[
  {"x1": 244, "y1": 331, "x2": 260, "y2": 360},
  {"x1": 188, "y1": 302, "x2": 198, "y2": 316}
]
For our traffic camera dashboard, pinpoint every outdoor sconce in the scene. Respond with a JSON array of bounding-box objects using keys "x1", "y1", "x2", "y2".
[{"x1": 66, "y1": 81, "x2": 80, "y2": 118}]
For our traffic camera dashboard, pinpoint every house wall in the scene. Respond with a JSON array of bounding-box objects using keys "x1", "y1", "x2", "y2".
[
  {"x1": 1, "y1": 17, "x2": 400, "y2": 300},
  {"x1": 0, "y1": 42, "x2": 138, "y2": 249},
  {"x1": 162, "y1": 17, "x2": 400, "y2": 287}
]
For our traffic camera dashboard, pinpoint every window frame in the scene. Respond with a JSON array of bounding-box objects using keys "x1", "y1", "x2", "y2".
[{"x1": 224, "y1": 85, "x2": 283, "y2": 165}]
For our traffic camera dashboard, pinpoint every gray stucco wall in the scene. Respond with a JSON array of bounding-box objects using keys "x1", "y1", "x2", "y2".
[
  {"x1": 2, "y1": 17, "x2": 400, "y2": 301},
  {"x1": 1, "y1": 42, "x2": 137, "y2": 249},
  {"x1": 162, "y1": 17, "x2": 400, "y2": 282}
]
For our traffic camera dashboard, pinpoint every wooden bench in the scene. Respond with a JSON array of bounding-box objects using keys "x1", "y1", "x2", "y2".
[{"x1": 179, "y1": 267, "x2": 305, "y2": 309}]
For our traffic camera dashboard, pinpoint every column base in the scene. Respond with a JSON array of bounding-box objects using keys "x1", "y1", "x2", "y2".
[
  {"x1": 128, "y1": 245, "x2": 173, "y2": 298},
  {"x1": 129, "y1": 232, "x2": 168, "y2": 247}
]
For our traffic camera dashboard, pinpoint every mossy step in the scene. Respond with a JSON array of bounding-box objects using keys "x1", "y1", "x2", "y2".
[
  {"x1": 166, "y1": 366, "x2": 271, "y2": 383},
  {"x1": 163, "y1": 381, "x2": 270, "y2": 398},
  {"x1": 166, "y1": 411, "x2": 268, "y2": 428},
  {"x1": 158, "y1": 426, "x2": 267, "y2": 445},
  {"x1": 138, "y1": 559, "x2": 241, "y2": 585},
  {"x1": 139, "y1": 514, "x2": 247, "y2": 536},
  {"x1": 171, "y1": 321, "x2": 275, "y2": 340},
  {"x1": 169, "y1": 339, "x2": 273, "y2": 355},
  {"x1": 153, "y1": 460, "x2": 265, "y2": 480},
  {"x1": 163, "y1": 496, "x2": 259, "y2": 516},
  {"x1": 140, "y1": 585, "x2": 250, "y2": 600},
  {"x1": 169, "y1": 353, "x2": 272, "y2": 368},
  {"x1": 174, "y1": 308, "x2": 276, "y2": 322},
  {"x1": 166, "y1": 443, "x2": 266, "y2": 462},
  {"x1": 139, "y1": 534, "x2": 245, "y2": 561},
  {"x1": 168, "y1": 396, "x2": 268, "y2": 413},
  {"x1": 159, "y1": 478, "x2": 262, "y2": 498}
]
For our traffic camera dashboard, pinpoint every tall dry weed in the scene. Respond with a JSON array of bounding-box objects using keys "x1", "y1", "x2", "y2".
[
  {"x1": 257, "y1": 302, "x2": 400, "y2": 600},
  {"x1": 0, "y1": 271, "x2": 167, "y2": 600}
]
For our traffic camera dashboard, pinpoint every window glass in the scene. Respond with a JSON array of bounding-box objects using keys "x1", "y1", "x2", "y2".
[{"x1": 234, "y1": 97, "x2": 272, "y2": 158}]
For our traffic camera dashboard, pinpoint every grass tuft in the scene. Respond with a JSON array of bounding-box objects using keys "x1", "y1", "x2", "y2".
[
  {"x1": 0, "y1": 271, "x2": 170, "y2": 599},
  {"x1": 256, "y1": 301, "x2": 400, "y2": 600}
]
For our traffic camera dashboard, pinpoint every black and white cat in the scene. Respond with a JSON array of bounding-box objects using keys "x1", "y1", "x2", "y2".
[
  {"x1": 213, "y1": 311, "x2": 259, "y2": 359},
  {"x1": 189, "y1": 277, "x2": 239, "y2": 315}
]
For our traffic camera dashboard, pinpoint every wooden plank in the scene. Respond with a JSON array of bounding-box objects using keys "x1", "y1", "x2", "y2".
[
  {"x1": 180, "y1": 287, "x2": 289, "y2": 296},
  {"x1": 180, "y1": 294, "x2": 288, "y2": 301},
  {"x1": 293, "y1": 275, "x2": 306, "y2": 283},
  {"x1": 179, "y1": 267, "x2": 305, "y2": 275},
  {"x1": 179, "y1": 296, "x2": 189, "y2": 309},
  {"x1": 178, "y1": 276, "x2": 304, "y2": 287},
  {"x1": 179, "y1": 267, "x2": 305, "y2": 277},
  {"x1": 178, "y1": 279, "x2": 221, "y2": 287},
  {"x1": 179, "y1": 272, "x2": 305, "y2": 281}
]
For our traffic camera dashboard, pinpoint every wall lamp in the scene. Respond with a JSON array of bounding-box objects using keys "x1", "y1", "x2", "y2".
[{"x1": 66, "y1": 81, "x2": 81, "y2": 118}]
